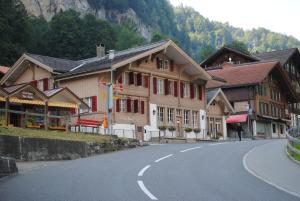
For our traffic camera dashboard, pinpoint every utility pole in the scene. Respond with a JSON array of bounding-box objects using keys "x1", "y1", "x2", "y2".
[{"x1": 107, "y1": 50, "x2": 115, "y2": 135}]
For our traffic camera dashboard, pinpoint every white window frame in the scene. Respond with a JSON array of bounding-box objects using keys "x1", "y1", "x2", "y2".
[
  {"x1": 157, "y1": 107, "x2": 164, "y2": 123},
  {"x1": 157, "y1": 79, "x2": 164, "y2": 95},
  {"x1": 120, "y1": 99, "x2": 126, "y2": 112},
  {"x1": 183, "y1": 83, "x2": 190, "y2": 98},
  {"x1": 192, "y1": 111, "x2": 198, "y2": 128},
  {"x1": 167, "y1": 108, "x2": 174, "y2": 124},
  {"x1": 168, "y1": 80, "x2": 173, "y2": 96},
  {"x1": 184, "y1": 110, "x2": 190, "y2": 125},
  {"x1": 80, "y1": 97, "x2": 92, "y2": 113}
]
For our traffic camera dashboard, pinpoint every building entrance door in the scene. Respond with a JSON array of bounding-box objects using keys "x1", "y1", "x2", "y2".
[{"x1": 176, "y1": 116, "x2": 183, "y2": 137}]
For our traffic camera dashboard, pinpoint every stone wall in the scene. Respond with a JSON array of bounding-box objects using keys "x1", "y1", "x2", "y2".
[
  {"x1": 0, "y1": 157, "x2": 18, "y2": 178},
  {"x1": 0, "y1": 135, "x2": 139, "y2": 161}
]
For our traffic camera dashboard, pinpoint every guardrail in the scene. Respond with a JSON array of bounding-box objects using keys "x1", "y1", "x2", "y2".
[{"x1": 286, "y1": 127, "x2": 300, "y2": 159}]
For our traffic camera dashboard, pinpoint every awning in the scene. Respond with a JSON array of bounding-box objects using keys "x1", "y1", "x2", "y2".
[
  {"x1": 48, "y1": 102, "x2": 79, "y2": 109},
  {"x1": 226, "y1": 114, "x2": 248, "y2": 123},
  {"x1": 9, "y1": 98, "x2": 45, "y2": 105}
]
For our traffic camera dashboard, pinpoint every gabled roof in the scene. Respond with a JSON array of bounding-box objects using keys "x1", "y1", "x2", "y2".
[
  {"x1": 200, "y1": 46, "x2": 259, "y2": 68},
  {"x1": 253, "y1": 48, "x2": 300, "y2": 65},
  {"x1": 55, "y1": 40, "x2": 211, "y2": 81},
  {"x1": 206, "y1": 60, "x2": 299, "y2": 102},
  {"x1": 206, "y1": 88, "x2": 234, "y2": 113},
  {"x1": 27, "y1": 54, "x2": 80, "y2": 73},
  {"x1": 4, "y1": 83, "x2": 47, "y2": 100}
]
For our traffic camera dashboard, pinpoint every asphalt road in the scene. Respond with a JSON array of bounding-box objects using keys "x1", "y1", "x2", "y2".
[{"x1": 0, "y1": 140, "x2": 299, "y2": 201}]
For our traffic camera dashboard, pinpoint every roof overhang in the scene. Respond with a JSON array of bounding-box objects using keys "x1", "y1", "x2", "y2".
[{"x1": 0, "y1": 54, "x2": 54, "y2": 85}]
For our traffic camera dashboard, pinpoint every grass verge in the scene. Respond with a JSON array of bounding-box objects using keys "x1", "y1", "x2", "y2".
[{"x1": 0, "y1": 127, "x2": 112, "y2": 142}]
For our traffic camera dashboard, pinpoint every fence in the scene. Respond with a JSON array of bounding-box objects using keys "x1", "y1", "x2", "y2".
[{"x1": 286, "y1": 127, "x2": 300, "y2": 157}]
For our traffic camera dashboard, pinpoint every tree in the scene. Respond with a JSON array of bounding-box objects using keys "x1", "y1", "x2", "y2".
[
  {"x1": 227, "y1": 40, "x2": 249, "y2": 54},
  {"x1": 151, "y1": 32, "x2": 168, "y2": 42},
  {"x1": 0, "y1": 0, "x2": 29, "y2": 66},
  {"x1": 26, "y1": 16, "x2": 50, "y2": 55},
  {"x1": 48, "y1": 10, "x2": 84, "y2": 60},
  {"x1": 199, "y1": 44, "x2": 215, "y2": 62}
]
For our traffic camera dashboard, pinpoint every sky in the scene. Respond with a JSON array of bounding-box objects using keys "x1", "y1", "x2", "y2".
[{"x1": 169, "y1": 0, "x2": 300, "y2": 40}]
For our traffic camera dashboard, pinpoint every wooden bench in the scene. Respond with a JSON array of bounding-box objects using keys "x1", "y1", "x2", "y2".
[
  {"x1": 74, "y1": 118, "x2": 102, "y2": 133},
  {"x1": 26, "y1": 125, "x2": 41, "y2": 129}
]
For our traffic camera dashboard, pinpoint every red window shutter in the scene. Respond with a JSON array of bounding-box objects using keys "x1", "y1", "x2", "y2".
[
  {"x1": 153, "y1": 77, "x2": 157, "y2": 94},
  {"x1": 137, "y1": 73, "x2": 142, "y2": 86},
  {"x1": 170, "y1": 60, "x2": 174, "y2": 72},
  {"x1": 92, "y1": 96, "x2": 97, "y2": 112},
  {"x1": 174, "y1": 81, "x2": 178, "y2": 97},
  {"x1": 116, "y1": 99, "x2": 120, "y2": 112},
  {"x1": 141, "y1": 101, "x2": 145, "y2": 114},
  {"x1": 70, "y1": 108, "x2": 76, "y2": 115},
  {"x1": 144, "y1": 75, "x2": 149, "y2": 88},
  {"x1": 127, "y1": 98, "x2": 131, "y2": 112},
  {"x1": 117, "y1": 75, "x2": 123, "y2": 84},
  {"x1": 129, "y1": 72, "x2": 134, "y2": 85},
  {"x1": 134, "y1": 100, "x2": 139, "y2": 113},
  {"x1": 43, "y1": 78, "x2": 49, "y2": 91},
  {"x1": 164, "y1": 79, "x2": 168, "y2": 95},
  {"x1": 199, "y1": 85, "x2": 203, "y2": 100},
  {"x1": 180, "y1": 82, "x2": 184, "y2": 98},
  {"x1": 31, "y1": 80, "x2": 37, "y2": 87},
  {"x1": 156, "y1": 57, "x2": 160, "y2": 69},
  {"x1": 190, "y1": 83, "x2": 194, "y2": 99}
]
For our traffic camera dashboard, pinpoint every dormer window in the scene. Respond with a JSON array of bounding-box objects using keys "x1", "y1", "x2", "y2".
[{"x1": 156, "y1": 57, "x2": 169, "y2": 70}]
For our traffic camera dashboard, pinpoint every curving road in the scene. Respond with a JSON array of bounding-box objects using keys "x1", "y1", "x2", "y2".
[{"x1": 0, "y1": 140, "x2": 298, "y2": 201}]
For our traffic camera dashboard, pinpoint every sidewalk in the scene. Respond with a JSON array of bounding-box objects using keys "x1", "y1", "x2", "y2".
[
  {"x1": 17, "y1": 161, "x2": 62, "y2": 174},
  {"x1": 244, "y1": 139, "x2": 300, "y2": 197}
]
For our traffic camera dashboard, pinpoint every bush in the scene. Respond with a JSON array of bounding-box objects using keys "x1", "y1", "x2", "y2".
[
  {"x1": 158, "y1": 125, "x2": 167, "y2": 131},
  {"x1": 193, "y1": 128, "x2": 201, "y2": 133},
  {"x1": 184, "y1": 127, "x2": 193, "y2": 133},
  {"x1": 168, "y1": 126, "x2": 176, "y2": 131}
]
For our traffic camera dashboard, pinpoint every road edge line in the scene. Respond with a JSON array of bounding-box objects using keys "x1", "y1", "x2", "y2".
[
  {"x1": 243, "y1": 143, "x2": 300, "y2": 199},
  {"x1": 180, "y1": 146, "x2": 202, "y2": 153},
  {"x1": 154, "y1": 154, "x2": 173, "y2": 163}
]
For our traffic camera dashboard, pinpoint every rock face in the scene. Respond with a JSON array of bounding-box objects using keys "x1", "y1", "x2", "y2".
[{"x1": 20, "y1": 0, "x2": 152, "y2": 40}]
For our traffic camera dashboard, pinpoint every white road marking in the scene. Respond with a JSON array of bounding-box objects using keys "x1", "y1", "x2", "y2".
[
  {"x1": 210, "y1": 142, "x2": 228, "y2": 146},
  {"x1": 180, "y1": 146, "x2": 202, "y2": 153},
  {"x1": 138, "y1": 165, "x2": 151, "y2": 177},
  {"x1": 243, "y1": 145, "x2": 300, "y2": 199},
  {"x1": 137, "y1": 180, "x2": 158, "y2": 200},
  {"x1": 154, "y1": 154, "x2": 173, "y2": 163}
]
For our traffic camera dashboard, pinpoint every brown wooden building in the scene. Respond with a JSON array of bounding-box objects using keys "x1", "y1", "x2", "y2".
[{"x1": 206, "y1": 61, "x2": 298, "y2": 138}]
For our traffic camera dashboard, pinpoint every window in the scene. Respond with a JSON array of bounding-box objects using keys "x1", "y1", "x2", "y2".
[
  {"x1": 157, "y1": 57, "x2": 169, "y2": 70},
  {"x1": 157, "y1": 107, "x2": 164, "y2": 122},
  {"x1": 192, "y1": 111, "x2": 198, "y2": 128},
  {"x1": 194, "y1": 85, "x2": 199, "y2": 99},
  {"x1": 176, "y1": 109, "x2": 181, "y2": 116},
  {"x1": 120, "y1": 99, "x2": 126, "y2": 112},
  {"x1": 157, "y1": 79, "x2": 164, "y2": 95},
  {"x1": 183, "y1": 83, "x2": 190, "y2": 98},
  {"x1": 272, "y1": 124, "x2": 276, "y2": 133},
  {"x1": 38, "y1": 80, "x2": 44, "y2": 91},
  {"x1": 80, "y1": 97, "x2": 93, "y2": 113},
  {"x1": 167, "y1": 108, "x2": 174, "y2": 124},
  {"x1": 168, "y1": 81, "x2": 173, "y2": 95},
  {"x1": 164, "y1": 60, "x2": 169, "y2": 69},
  {"x1": 184, "y1": 110, "x2": 190, "y2": 125},
  {"x1": 124, "y1": 72, "x2": 129, "y2": 85}
]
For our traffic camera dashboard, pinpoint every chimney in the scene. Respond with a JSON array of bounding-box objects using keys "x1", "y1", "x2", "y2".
[
  {"x1": 96, "y1": 43, "x2": 105, "y2": 58},
  {"x1": 108, "y1": 50, "x2": 115, "y2": 60}
]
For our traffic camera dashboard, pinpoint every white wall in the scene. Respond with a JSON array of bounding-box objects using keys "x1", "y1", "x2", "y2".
[{"x1": 199, "y1": 109, "x2": 206, "y2": 137}]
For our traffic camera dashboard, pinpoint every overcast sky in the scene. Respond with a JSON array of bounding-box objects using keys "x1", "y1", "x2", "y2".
[{"x1": 169, "y1": 0, "x2": 300, "y2": 40}]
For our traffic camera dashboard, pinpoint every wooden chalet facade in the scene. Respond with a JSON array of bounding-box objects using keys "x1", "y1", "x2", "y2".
[
  {"x1": 206, "y1": 61, "x2": 298, "y2": 138},
  {"x1": 55, "y1": 40, "x2": 211, "y2": 140},
  {"x1": 0, "y1": 55, "x2": 88, "y2": 130}
]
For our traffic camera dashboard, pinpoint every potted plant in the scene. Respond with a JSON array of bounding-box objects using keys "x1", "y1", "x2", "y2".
[
  {"x1": 184, "y1": 127, "x2": 193, "y2": 133},
  {"x1": 194, "y1": 128, "x2": 201, "y2": 140},
  {"x1": 158, "y1": 125, "x2": 167, "y2": 139},
  {"x1": 168, "y1": 126, "x2": 176, "y2": 137}
]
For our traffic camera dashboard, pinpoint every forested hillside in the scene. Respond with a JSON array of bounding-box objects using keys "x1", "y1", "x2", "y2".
[{"x1": 1, "y1": 0, "x2": 300, "y2": 66}]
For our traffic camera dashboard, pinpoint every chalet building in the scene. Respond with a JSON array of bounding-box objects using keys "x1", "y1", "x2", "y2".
[
  {"x1": 1, "y1": 40, "x2": 211, "y2": 141},
  {"x1": 200, "y1": 46, "x2": 259, "y2": 69},
  {"x1": 254, "y1": 48, "x2": 300, "y2": 126},
  {"x1": 202, "y1": 46, "x2": 300, "y2": 127},
  {"x1": 0, "y1": 55, "x2": 88, "y2": 130},
  {"x1": 206, "y1": 88, "x2": 234, "y2": 140},
  {"x1": 206, "y1": 61, "x2": 298, "y2": 138}
]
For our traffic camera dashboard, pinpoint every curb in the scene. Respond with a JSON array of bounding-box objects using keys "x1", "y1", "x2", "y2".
[
  {"x1": 242, "y1": 142, "x2": 300, "y2": 199},
  {"x1": 286, "y1": 146, "x2": 300, "y2": 166}
]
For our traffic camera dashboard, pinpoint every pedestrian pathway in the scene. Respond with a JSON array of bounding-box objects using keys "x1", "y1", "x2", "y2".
[{"x1": 244, "y1": 139, "x2": 300, "y2": 198}]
